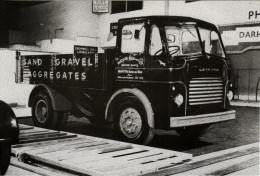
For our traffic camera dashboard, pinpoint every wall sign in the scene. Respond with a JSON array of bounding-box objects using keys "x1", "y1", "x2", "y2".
[
  {"x1": 219, "y1": 23, "x2": 260, "y2": 53},
  {"x1": 74, "y1": 45, "x2": 98, "y2": 55},
  {"x1": 110, "y1": 22, "x2": 118, "y2": 36},
  {"x1": 222, "y1": 26, "x2": 260, "y2": 46},
  {"x1": 92, "y1": 1, "x2": 109, "y2": 13}
]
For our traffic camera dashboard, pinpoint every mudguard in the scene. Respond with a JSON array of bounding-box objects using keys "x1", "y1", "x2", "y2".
[
  {"x1": 105, "y1": 88, "x2": 154, "y2": 129},
  {"x1": 28, "y1": 84, "x2": 72, "y2": 111}
]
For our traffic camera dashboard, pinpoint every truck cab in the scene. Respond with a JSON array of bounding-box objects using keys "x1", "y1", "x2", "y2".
[{"x1": 110, "y1": 16, "x2": 235, "y2": 140}]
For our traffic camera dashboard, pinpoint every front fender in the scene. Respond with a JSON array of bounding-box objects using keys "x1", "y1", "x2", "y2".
[{"x1": 105, "y1": 88, "x2": 154, "y2": 128}]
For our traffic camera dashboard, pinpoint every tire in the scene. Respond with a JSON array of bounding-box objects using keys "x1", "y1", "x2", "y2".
[
  {"x1": 0, "y1": 140, "x2": 11, "y2": 175},
  {"x1": 114, "y1": 95, "x2": 154, "y2": 145},
  {"x1": 176, "y1": 125, "x2": 209, "y2": 141},
  {"x1": 32, "y1": 90, "x2": 67, "y2": 130}
]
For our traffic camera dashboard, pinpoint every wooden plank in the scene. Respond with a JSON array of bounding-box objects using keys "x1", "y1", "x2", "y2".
[
  {"x1": 18, "y1": 134, "x2": 77, "y2": 144},
  {"x1": 49, "y1": 146, "x2": 140, "y2": 162},
  {"x1": 12, "y1": 136, "x2": 87, "y2": 149},
  {"x1": 19, "y1": 132, "x2": 66, "y2": 140},
  {"x1": 22, "y1": 152, "x2": 105, "y2": 176},
  {"x1": 78, "y1": 156, "x2": 139, "y2": 171},
  {"x1": 79, "y1": 152, "x2": 174, "y2": 172},
  {"x1": 100, "y1": 143, "x2": 133, "y2": 154},
  {"x1": 226, "y1": 165, "x2": 259, "y2": 175},
  {"x1": 10, "y1": 157, "x2": 75, "y2": 176},
  {"x1": 29, "y1": 140, "x2": 106, "y2": 155},
  {"x1": 206, "y1": 157, "x2": 259, "y2": 175},
  {"x1": 95, "y1": 150, "x2": 160, "y2": 165},
  {"x1": 127, "y1": 152, "x2": 176, "y2": 164},
  {"x1": 38, "y1": 143, "x2": 118, "y2": 161},
  {"x1": 19, "y1": 132, "x2": 68, "y2": 140},
  {"x1": 19, "y1": 131, "x2": 60, "y2": 138},
  {"x1": 30, "y1": 162, "x2": 77, "y2": 176},
  {"x1": 29, "y1": 141, "x2": 114, "y2": 163},
  {"x1": 19, "y1": 133, "x2": 69, "y2": 142},
  {"x1": 63, "y1": 147, "x2": 147, "y2": 165},
  {"x1": 6, "y1": 165, "x2": 40, "y2": 176},
  {"x1": 143, "y1": 146, "x2": 259, "y2": 176},
  {"x1": 67, "y1": 141, "x2": 110, "y2": 153},
  {"x1": 173, "y1": 152, "x2": 259, "y2": 175},
  {"x1": 19, "y1": 128, "x2": 50, "y2": 134},
  {"x1": 19, "y1": 126, "x2": 34, "y2": 130},
  {"x1": 108, "y1": 154, "x2": 191, "y2": 175},
  {"x1": 191, "y1": 142, "x2": 259, "y2": 162}
]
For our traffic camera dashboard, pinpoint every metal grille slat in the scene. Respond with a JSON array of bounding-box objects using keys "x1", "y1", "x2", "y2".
[
  {"x1": 192, "y1": 77, "x2": 221, "y2": 80},
  {"x1": 189, "y1": 90, "x2": 223, "y2": 95},
  {"x1": 189, "y1": 83, "x2": 223, "y2": 87},
  {"x1": 189, "y1": 97, "x2": 222, "y2": 102},
  {"x1": 189, "y1": 93, "x2": 223, "y2": 98},
  {"x1": 190, "y1": 87, "x2": 223, "y2": 91},
  {"x1": 189, "y1": 77, "x2": 224, "y2": 105},
  {"x1": 190, "y1": 100, "x2": 223, "y2": 105},
  {"x1": 190, "y1": 80, "x2": 222, "y2": 83}
]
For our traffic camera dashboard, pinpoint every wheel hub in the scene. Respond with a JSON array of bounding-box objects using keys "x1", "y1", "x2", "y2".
[
  {"x1": 119, "y1": 108, "x2": 142, "y2": 139},
  {"x1": 35, "y1": 100, "x2": 48, "y2": 124}
]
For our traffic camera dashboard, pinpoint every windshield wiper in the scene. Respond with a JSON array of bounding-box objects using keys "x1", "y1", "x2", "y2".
[{"x1": 178, "y1": 22, "x2": 196, "y2": 37}]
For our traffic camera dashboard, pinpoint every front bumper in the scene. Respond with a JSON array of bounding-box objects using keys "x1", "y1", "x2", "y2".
[{"x1": 170, "y1": 110, "x2": 236, "y2": 128}]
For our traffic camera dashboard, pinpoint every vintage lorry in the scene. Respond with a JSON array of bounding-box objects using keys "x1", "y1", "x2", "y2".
[{"x1": 16, "y1": 16, "x2": 235, "y2": 144}]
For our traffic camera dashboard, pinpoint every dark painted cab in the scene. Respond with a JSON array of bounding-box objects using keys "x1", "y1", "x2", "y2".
[{"x1": 114, "y1": 16, "x2": 235, "y2": 132}]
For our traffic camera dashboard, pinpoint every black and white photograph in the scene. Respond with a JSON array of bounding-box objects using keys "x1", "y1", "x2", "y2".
[{"x1": 0, "y1": 0, "x2": 259, "y2": 175}]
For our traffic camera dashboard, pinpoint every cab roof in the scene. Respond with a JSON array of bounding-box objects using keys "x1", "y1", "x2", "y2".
[{"x1": 118, "y1": 16, "x2": 217, "y2": 30}]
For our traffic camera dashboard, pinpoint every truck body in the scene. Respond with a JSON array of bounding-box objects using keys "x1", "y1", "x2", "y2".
[{"x1": 16, "y1": 16, "x2": 235, "y2": 144}]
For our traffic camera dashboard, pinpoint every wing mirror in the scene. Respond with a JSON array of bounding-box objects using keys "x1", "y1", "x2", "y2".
[{"x1": 167, "y1": 34, "x2": 175, "y2": 43}]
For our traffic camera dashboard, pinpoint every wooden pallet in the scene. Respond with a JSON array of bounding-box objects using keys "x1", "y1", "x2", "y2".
[{"x1": 12, "y1": 125, "x2": 192, "y2": 176}]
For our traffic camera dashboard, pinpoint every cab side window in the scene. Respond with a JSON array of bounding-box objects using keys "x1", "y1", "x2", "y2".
[
  {"x1": 121, "y1": 23, "x2": 146, "y2": 53},
  {"x1": 150, "y1": 25, "x2": 163, "y2": 56}
]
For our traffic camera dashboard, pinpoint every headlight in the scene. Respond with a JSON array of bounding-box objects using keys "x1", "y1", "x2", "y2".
[
  {"x1": 10, "y1": 118, "x2": 17, "y2": 127},
  {"x1": 174, "y1": 94, "x2": 184, "y2": 107},
  {"x1": 227, "y1": 90, "x2": 233, "y2": 101}
]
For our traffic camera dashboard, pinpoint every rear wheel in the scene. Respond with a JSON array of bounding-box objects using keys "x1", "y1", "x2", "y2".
[
  {"x1": 114, "y1": 96, "x2": 154, "y2": 145},
  {"x1": 0, "y1": 140, "x2": 11, "y2": 175},
  {"x1": 32, "y1": 91, "x2": 67, "y2": 130}
]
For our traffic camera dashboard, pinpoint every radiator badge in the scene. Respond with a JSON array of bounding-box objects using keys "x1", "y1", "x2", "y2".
[{"x1": 199, "y1": 68, "x2": 219, "y2": 72}]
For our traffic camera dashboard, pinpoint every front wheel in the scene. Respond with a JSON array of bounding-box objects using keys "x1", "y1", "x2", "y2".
[
  {"x1": 114, "y1": 96, "x2": 154, "y2": 145},
  {"x1": 32, "y1": 91, "x2": 67, "y2": 130}
]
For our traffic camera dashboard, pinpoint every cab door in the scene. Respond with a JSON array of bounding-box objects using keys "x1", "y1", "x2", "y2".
[
  {"x1": 115, "y1": 22, "x2": 147, "y2": 82},
  {"x1": 145, "y1": 24, "x2": 169, "y2": 82}
]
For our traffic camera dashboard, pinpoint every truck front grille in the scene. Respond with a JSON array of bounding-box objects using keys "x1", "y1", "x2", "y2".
[{"x1": 188, "y1": 77, "x2": 224, "y2": 105}]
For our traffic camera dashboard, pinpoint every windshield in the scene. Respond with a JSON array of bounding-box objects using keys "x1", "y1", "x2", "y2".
[
  {"x1": 198, "y1": 27, "x2": 225, "y2": 57},
  {"x1": 164, "y1": 24, "x2": 225, "y2": 57}
]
